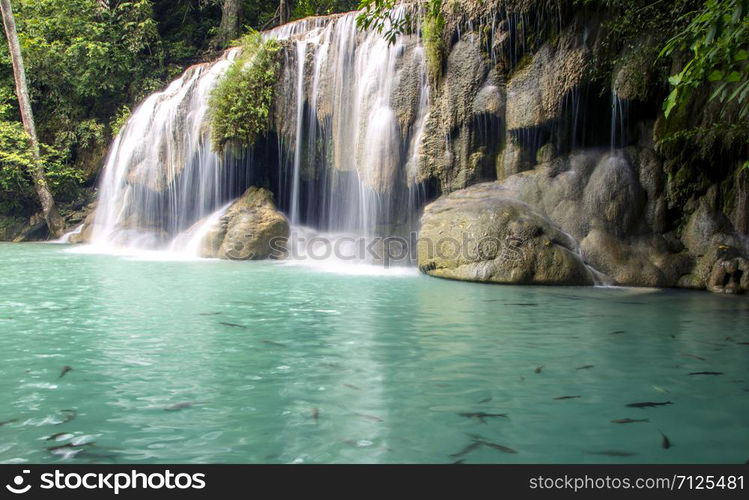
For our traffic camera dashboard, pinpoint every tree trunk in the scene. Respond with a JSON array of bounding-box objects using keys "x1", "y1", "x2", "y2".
[
  {"x1": 0, "y1": 0, "x2": 64, "y2": 238},
  {"x1": 211, "y1": 0, "x2": 242, "y2": 49},
  {"x1": 279, "y1": 0, "x2": 290, "y2": 25}
]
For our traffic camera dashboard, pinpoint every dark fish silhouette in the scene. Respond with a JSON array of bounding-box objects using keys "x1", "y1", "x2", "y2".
[
  {"x1": 46, "y1": 432, "x2": 73, "y2": 441},
  {"x1": 449, "y1": 441, "x2": 482, "y2": 458},
  {"x1": 737, "y1": 342, "x2": 749, "y2": 346},
  {"x1": 659, "y1": 430, "x2": 671, "y2": 449},
  {"x1": 57, "y1": 409, "x2": 77, "y2": 424},
  {"x1": 198, "y1": 312, "x2": 221, "y2": 316},
  {"x1": 458, "y1": 412, "x2": 508, "y2": 423},
  {"x1": 163, "y1": 402, "x2": 196, "y2": 411},
  {"x1": 312, "y1": 408, "x2": 319, "y2": 422},
  {"x1": 47, "y1": 441, "x2": 93, "y2": 453},
  {"x1": 59, "y1": 366, "x2": 73, "y2": 378},
  {"x1": 611, "y1": 418, "x2": 649, "y2": 424},
  {"x1": 507, "y1": 303, "x2": 538, "y2": 306},
  {"x1": 479, "y1": 440, "x2": 518, "y2": 454},
  {"x1": 219, "y1": 322, "x2": 247, "y2": 329},
  {"x1": 553, "y1": 395, "x2": 581, "y2": 400},
  {"x1": 464, "y1": 434, "x2": 518, "y2": 454},
  {"x1": 343, "y1": 384, "x2": 361, "y2": 391},
  {"x1": 611, "y1": 330, "x2": 626, "y2": 334},
  {"x1": 682, "y1": 353, "x2": 705, "y2": 361},
  {"x1": 576, "y1": 365, "x2": 594, "y2": 370},
  {"x1": 688, "y1": 371, "x2": 723, "y2": 376},
  {"x1": 626, "y1": 401, "x2": 672, "y2": 409},
  {"x1": 588, "y1": 450, "x2": 636, "y2": 457},
  {"x1": 0, "y1": 418, "x2": 18, "y2": 426},
  {"x1": 355, "y1": 413, "x2": 383, "y2": 423},
  {"x1": 261, "y1": 339, "x2": 286, "y2": 347},
  {"x1": 478, "y1": 397, "x2": 492, "y2": 404},
  {"x1": 535, "y1": 365, "x2": 544, "y2": 374}
]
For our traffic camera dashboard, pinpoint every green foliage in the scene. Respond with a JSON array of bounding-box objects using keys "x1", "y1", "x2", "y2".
[
  {"x1": 422, "y1": 0, "x2": 444, "y2": 82},
  {"x1": 110, "y1": 105, "x2": 132, "y2": 137},
  {"x1": 0, "y1": 121, "x2": 82, "y2": 214},
  {"x1": 293, "y1": 0, "x2": 359, "y2": 19},
  {"x1": 208, "y1": 31, "x2": 281, "y2": 152},
  {"x1": 660, "y1": 0, "x2": 749, "y2": 120},
  {"x1": 356, "y1": 0, "x2": 411, "y2": 45}
]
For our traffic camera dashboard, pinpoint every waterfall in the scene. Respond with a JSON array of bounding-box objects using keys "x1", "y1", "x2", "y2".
[
  {"x1": 90, "y1": 49, "x2": 241, "y2": 250},
  {"x1": 89, "y1": 10, "x2": 430, "y2": 265},
  {"x1": 276, "y1": 10, "x2": 430, "y2": 246}
]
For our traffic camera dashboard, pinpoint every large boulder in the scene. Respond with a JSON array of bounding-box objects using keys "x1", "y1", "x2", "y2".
[
  {"x1": 201, "y1": 187, "x2": 289, "y2": 260},
  {"x1": 68, "y1": 211, "x2": 96, "y2": 244},
  {"x1": 418, "y1": 182, "x2": 594, "y2": 285}
]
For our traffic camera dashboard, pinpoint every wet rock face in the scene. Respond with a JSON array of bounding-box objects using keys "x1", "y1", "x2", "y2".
[
  {"x1": 418, "y1": 183, "x2": 594, "y2": 286},
  {"x1": 707, "y1": 254, "x2": 749, "y2": 294},
  {"x1": 201, "y1": 187, "x2": 289, "y2": 260},
  {"x1": 417, "y1": 145, "x2": 748, "y2": 292}
]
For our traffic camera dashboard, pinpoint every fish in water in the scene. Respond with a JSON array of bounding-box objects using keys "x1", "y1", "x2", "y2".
[
  {"x1": 0, "y1": 418, "x2": 18, "y2": 426},
  {"x1": 261, "y1": 339, "x2": 286, "y2": 348},
  {"x1": 611, "y1": 418, "x2": 649, "y2": 424},
  {"x1": 59, "y1": 366, "x2": 73, "y2": 378},
  {"x1": 464, "y1": 434, "x2": 518, "y2": 454},
  {"x1": 611, "y1": 330, "x2": 626, "y2": 334},
  {"x1": 312, "y1": 408, "x2": 319, "y2": 422},
  {"x1": 659, "y1": 430, "x2": 671, "y2": 449},
  {"x1": 576, "y1": 365, "x2": 594, "y2": 370},
  {"x1": 343, "y1": 384, "x2": 361, "y2": 391},
  {"x1": 682, "y1": 353, "x2": 705, "y2": 361},
  {"x1": 535, "y1": 365, "x2": 544, "y2": 374},
  {"x1": 198, "y1": 312, "x2": 222, "y2": 316},
  {"x1": 46, "y1": 432, "x2": 73, "y2": 441},
  {"x1": 478, "y1": 397, "x2": 492, "y2": 404},
  {"x1": 479, "y1": 440, "x2": 518, "y2": 454},
  {"x1": 57, "y1": 409, "x2": 77, "y2": 424},
  {"x1": 652, "y1": 385, "x2": 670, "y2": 393},
  {"x1": 507, "y1": 303, "x2": 538, "y2": 307},
  {"x1": 47, "y1": 441, "x2": 93, "y2": 453},
  {"x1": 355, "y1": 413, "x2": 383, "y2": 423},
  {"x1": 553, "y1": 395, "x2": 581, "y2": 400},
  {"x1": 163, "y1": 402, "x2": 197, "y2": 411},
  {"x1": 688, "y1": 371, "x2": 723, "y2": 376},
  {"x1": 449, "y1": 441, "x2": 482, "y2": 459},
  {"x1": 626, "y1": 401, "x2": 673, "y2": 409},
  {"x1": 588, "y1": 450, "x2": 637, "y2": 457},
  {"x1": 219, "y1": 322, "x2": 247, "y2": 329},
  {"x1": 458, "y1": 412, "x2": 508, "y2": 423}
]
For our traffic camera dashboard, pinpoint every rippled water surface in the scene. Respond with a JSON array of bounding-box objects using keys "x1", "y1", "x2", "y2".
[{"x1": 1, "y1": 243, "x2": 748, "y2": 464}]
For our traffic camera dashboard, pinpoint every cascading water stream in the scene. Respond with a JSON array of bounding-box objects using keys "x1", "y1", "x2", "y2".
[
  {"x1": 86, "y1": 9, "x2": 430, "y2": 268},
  {"x1": 276, "y1": 10, "x2": 430, "y2": 269}
]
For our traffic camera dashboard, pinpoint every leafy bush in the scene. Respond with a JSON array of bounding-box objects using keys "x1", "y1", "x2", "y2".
[
  {"x1": 356, "y1": 0, "x2": 411, "y2": 45},
  {"x1": 660, "y1": 0, "x2": 748, "y2": 120},
  {"x1": 0, "y1": 121, "x2": 82, "y2": 215},
  {"x1": 208, "y1": 31, "x2": 281, "y2": 153}
]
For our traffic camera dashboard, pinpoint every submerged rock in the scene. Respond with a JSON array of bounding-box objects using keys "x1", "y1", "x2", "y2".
[
  {"x1": 418, "y1": 183, "x2": 594, "y2": 285},
  {"x1": 201, "y1": 187, "x2": 289, "y2": 260}
]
